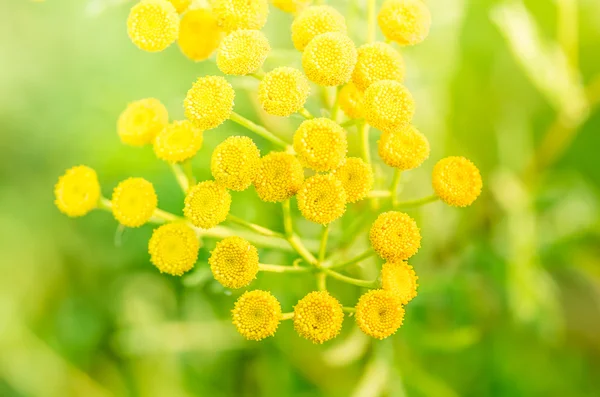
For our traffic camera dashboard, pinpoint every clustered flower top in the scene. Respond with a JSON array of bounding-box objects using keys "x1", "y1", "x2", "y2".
[{"x1": 54, "y1": 0, "x2": 484, "y2": 344}]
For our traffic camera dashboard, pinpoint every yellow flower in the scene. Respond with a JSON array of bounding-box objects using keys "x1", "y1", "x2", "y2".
[
  {"x1": 293, "y1": 291, "x2": 344, "y2": 344},
  {"x1": 432, "y1": 156, "x2": 482, "y2": 207},
  {"x1": 339, "y1": 83, "x2": 364, "y2": 120},
  {"x1": 184, "y1": 181, "x2": 231, "y2": 229},
  {"x1": 167, "y1": 0, "x2": 190, "y2": 13},
  {"x1": 352, "y1": 42, "x2": 405, "y2": 91},
  {"x1": 273, "y1": 0, "x2": 312, "y2": 14},
  {"x1": 211, "y1": 136, "x2": 261, "y2": 191},
  {"x1": 378, "y1": 125, "x2": 429, "y2": 170},
  {"x1": 252, "y1": 152, "x2": 304, "y2": 202},
  {"x1": 111, "y1": 178, "x2": 158, "y2": 228},
  {"x1": 232, "y1": 290, "x2": 282, "y2": 341},
  {"x1": 381, "y1": 261, "x2": 418, "y2": 304},
  {"x1": 302, "y1": 32, "x2": 357, "y2": 87},
  {"x1": 127, "y1": 0, "x2": 179, "y2": 52},
  {"x1": 178, "y1": 8, "x2": 224, "y2": 62},
  {"x1": 54, "y1": 166, "x2": 101, "y2": 217},
  {"x1": 212, "y1": 0, "x2": 269, "y2": 33},
  {"x1": 293, "y1": 118, "x2": 347, "y2": 171},
  {"x1": 148, "y1": 223, "x2": 199, "y2": 276},
  {"x1": 184, "y1": 76, "x2": 235, "y2": 131},
  {"x1": 363, "y1": 80, "x2": 415, "y2": 132},
  {"x1": 370, "y1": 211, "x2": 421, "y2": 261},
  {"x1": 297, "y1": 174, "x2": 346, "y2": 225},
  {"x1": 331, "y1": 157, "x2": 374, "y2": 203},
  {"x1": 153, "y1": 120, "x2": 203, "y2": 164},
  {"x1": 117, "y1": 98, "x2": 169, "y2": 147},
  {"x1": 258, "y1": 67, "x2": 310, "y2": 117},
  {"x1": 217, "y1": 30, "x2": 271, "y2": 76},
  {"x1": 209, "y1": 236, "x2": 259, "y2": 289},
  {"x1": 291, "y1": 5, "x2": 346, "y2": 51},
  {"x1": 355, "y1": 289, "x2": 404, "y2": 339},
  {"x1": 378, "y1": 0, "x2": 431, "y2": 46}
]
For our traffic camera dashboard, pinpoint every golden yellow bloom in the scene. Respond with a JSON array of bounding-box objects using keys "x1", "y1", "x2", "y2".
[
  {"x1": 252, "y1": 152, "x2": 304, "y2": 202},
  {"x1": 378, "y1": 125, "x2": 429, "y2": 170},
  {"x1": 168, "y1": 0, "x2": 190, "y2": 13},
  {"x1": 212, "y1": 0, "x2": 269, "y2": 32},
  {"x1": 148, "y1": 223, "x2": 199, "y2": 276},
  {"x1": 381, "y1": 261, "x2": 418, "y2": 304},
  {"x1": 217, "y1": 30, "x2": 271, "y2": 76},
  {"x1": 339, "y1": 83, "x2": 364, "y2": 120},
  {"x1": 209, "y1": 236, "x2": 259, "y2": 289},
  {"x1": 302, "y1": 32, "x2": 357, "y2": 87},
  {"x1": 54, "y1": 166, "x2": 101, "y2": 217},
  {"x1": 258, "y1": 67, "x2": 310, "y2": 117},
  {"x1": 178, "y1": 8, "x2": 224, "y2": 62},
  {"x1": 363, "y1": 80, "x2": 415, "y2": 132},
  {"x1": 273, "y1": 0, "x2": 312, "y2": 14},
  {"x1": 352, "y1": 42, "x2": 405, "y2": 91},
  {"x1": 293, "y1": 118, "x2": 347, "y2": 171},
  {"x1": 117, "y1": 98, "x2": 169, "y2": 147},
  {"x1": 184, "y1": 181, "x2": 231, "y2": 229},
  {"x1": 378, "y1": 0, "x2": 431, "y2": 46},
  {"x1": 153, "y1": 120, "x2": 203, "y2": 164},
  {"x1": 355, "y1": 289, "x2": 404, "y2": 339},
  {"x1": 297, "y1": 174, "x2": 346, "y2": 225},
  {"x1": 127, "y1": 0, "x2": 179, "y2": 52},
  {"x1": 432, "y1": 156, "x2": 482, "y2": 207},
  {"x1": 211, "y1": 136, "x2": 261, "y2": 191},
  {"x1": 232, "y1": 290, "x2": 282, "y2": 341},
  {"x1": 111, "y1": 178, "x2": 158, "y2": 228},
  {"x1": 370, "y1": 211, "x2": 421, "y2": 261},
  {"x1": 293, "y1": 291, "x2": 344, "y2": 344},
  {"x1": 184, "y1": 76, "x2": 234, "y2": 131},
  {"x1": 291, "y1": 5, "x2": 346, "y2": 51},
  {"x1": 331, "y1": 157, "x2": 374, "y2": 203}
]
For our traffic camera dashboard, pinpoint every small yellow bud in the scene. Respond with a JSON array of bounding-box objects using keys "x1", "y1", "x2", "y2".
[
  {"x1": 338, "y1": 83, "x2": 364, "y2": 120},
  {"x1": 331, "y1": 157, "x2": 374, "y2": 203},
  {"x1": 209, "y1": 236, "x2": 259, "y2": 289},
  {"x1": 54, "y1": 166, "x2": 101, "y2": 217},
  {"x1": 370, "y1": 211, "x2": 421, "y2": 261},
  {"x1": 148, "y1": 223, "x2": 199, "y2": 276},
  {"x1": 363, "y1": 80, "x2": 415, "y2": 132},
  {"x1": 212, "y1": 0, "x2": 269, "y2": 33},
  {"x1": 302, "y1": 32, "x2": 357, "y2": 87},
  {"x1": 258, "y1": 67, "x2": 310, "y2": 117},
  {"x1": 217, "y1": 30, "x2": 271, "y2": 76},
  {"x1": 291, "y1": 5, "x2": 346, "y2": 51},
  {"x1": 293, "y1": 291, "x2": 344, "y2": 344},
  {"x1": 211, "y1": 136, "x2": 261, "y2": 191},
  {"x1": 153, "y1": 120, "x2": 203, "y2": 164},
  {"x1": 253, "y1": 152, "x2": 305, "y2": 202},
  {"x1": 378, "y1": 125, "x2": 429, "y2": 170},
  {"x1": 118, "y1": 98, "x2": 169, "y2": 147},
  {"x1": 293, "y1": 118, "x2": 347, "y2": 171},
  {"x1": 432, "y1": 156, "x2": 482, "y2": 207},
  {"x1": 127, "y1": 0, "x2": 179, "y2": 52},
  {"x1": 378, "y1": 0, "x2": 431, "y2": 46},
  {"x1": 352, "y1": 42, "x2": 405, "y2": 91},
  {"x1": 355, "y1": 289, "x2": 404, "y2": 339},
  {"x1": 184, "y1": 181, "x2": 231, "y2": 229},
  {"x1": 232, "y1": 290, "x2": 282, "y2": 341},
  {"x1": 111, "y1": 178, "x2": 158, "y2": 228},
  {"x1": 297, "y1": 174, "x2": 346, "y2": 225},
  {"x1": 184, "y1": 76, "x2": 234, "y2": 131},
  {"x1": 178, "y1": 8, "x2": 224, "y2": 62}
]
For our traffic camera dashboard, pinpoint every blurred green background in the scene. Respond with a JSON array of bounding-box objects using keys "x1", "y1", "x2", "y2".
[{"x1": 1, "y1": 0, "x2": 600, "y2": 396}]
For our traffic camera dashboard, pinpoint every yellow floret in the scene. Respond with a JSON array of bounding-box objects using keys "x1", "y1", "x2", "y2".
[
  {"x1": 111, "y1": 178, "x2": 158, "y2": 228},
  {"x1": 212, "y1": 0, "x2": 269, "y2": 32},
  {"x1": 355, "y1": 289, "x2": 404, "y2": 339},
  {"x1": 211, "y1": 136, "x2": 261, "y2": 191},
  {"x1": 168, "y1": 0, "x2": 190, "y2": 13},
  {"x1": 297, "y1": 174, "x2": 346, "y2": 225},
  {"x1": 127, "y1": 0, "x2": 179, "y2": 52},
  {"x1": 378, "y1": 125, "x2": 429, "y2": 170},
  {"x1": 293, "y1": 118, "x2": 347, "y2": 171},
  {"x1": 363, "y1": 80, "x2": 415, "y2": 132},
  {"x1": 184, "y1": 181, "x2": 231, "y2": 229},
  {"x1": 339, "y1": 83, "x2": 364, "y2": 120},
  {"x1": 370, "y1": 211, "x2": 421, "y2": 261},
  {"x1": 178, "y1": 8, "x2": 224, "y2": 62},
  {"x1": 153, "y1": 120, "x2": 203, "y2": 163},
  {"x1": 252, "y1": 152, "x2": 305, "y2": 202},
  {"x1": 54, "y1": 166, "x2": 101, "y2": 217},
  {"x1": 352, "y1": 42, "x2": 405, "y2": 91},
  {"x1": 378, "y1": 0, "x2": 431, "y2": 46},
  {"x1": 381, "y1": 261, "x2": 418, "y2": 304},
  {"x1": 209, "y1": 236, "x2": 259, "y2": 289},
  {"x1": 184, "y1": 76, "x2": 235, "y2": 131},
  {"x1": 293, "y1": 291, "x2": 344, "y2": 344},
  {"x1": 302, "y1": 32, "x2": 357, "y2": 87},
  {"x1": 331, "y1": 157, "x2": 374, "y2": 203},
  {"x1": 232, "y1": 290, "x2": 282, "y2": 341},
  {"x1": 117, "y1": 98, "x2": 169, "y2": 147},
  {"x1": 258, "y1": 67, "x2": 310, "y2": 117},
  {"x1": 148, "y1": 223, "x2": 199, "y2": 276},
  {"x1": 217, "y1": 30, "x2": 271, "y2": 76},
  {"x1": 291, "y1": 5, "x2": 346, "y2": 51},
  {"x1": 432, "y1": 156, "x2": 482, "y2": 207},
  {"x1": 273, "y1": 0, "x2": 312, "y2": 14}
]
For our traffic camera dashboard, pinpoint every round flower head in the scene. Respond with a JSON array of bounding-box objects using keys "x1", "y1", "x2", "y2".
[
  {"x1": 297, "y1": 174, "x2": 346, "y2": 225},
  {"x1": 370, "y1": 211, "x2": 421, "y2": 261},
  {"x1": 212, "y1": 0, "x2": 269, "y2": 32},
  {"x1": 331, "y1": 157, "x2": 374, "y2": 203},
  {"x1": 54, "y1": 166, "x2": 101, "y2": 217},
  {"x1": 293, "y1": 291, "x2": 344, "y2": 344},
  {"x1": 217, "y1": 30, "x2": 271, "y2": 76},
  {"x1": 378, "y1": 0, "x2": 431, "y2": 46},
  {"x1": 232, "y1": 290, "x2": 282, "y2": 341},
  {"x1": 252, "y1": 152, "x2": 304, "y2": 202},
  {"x1": 168, "y1": 0, "x2": 190, "y2": 13},
  {"x1": 178, "y1": 8, "x2": 224, "y2": 62},
  {"x1": 293, "y1": 118, "x2": 347, "y2": 171},
  {"x1": 339, "y1": 83, "x2": 364, "y2": 119},
  {"x1": 209, "y1": 236, "x2": 259, "y2": 289},
  {"x1": 211, "y1": 136, "x2": 260, "y2": 191},
  {"x1": 352, "y1": 42, "x2": 405, "y2": 91},
  {"x1": 117, "y1": 98, "x2": 168, "y2": 147},
  {"x1": 363, "y1": 80, "x2": 415, "y2": 132},
  {"x1": 258, "y1": 67, "x2": 310, "y2": 117},
  {"x1": 302, "y1": 32, "x2": 357, "y2": 87},
  {"x1": 153, "y1": 120, "x2": 203, "y2": 163},
  {"x1": 432, "y1": 156, "x2": 482, "y2": 207},
  {"x1": 355, "y1": 289, "x2": 404, "y2": 339},
  {"x1": 184, "y1": 76, "x2": 234, "y2": 131},
  {"x1": 184, "y1": 181, "x2": 231, "y2": 229},
  {"x1": 127, "y1": 0, "x2": 179, "y2": 52},
  {"x1": 273, "y1": 0, "x2": 312, "y2": 14},
  {"x1": 111, "y1": 178, "x2": 158, "y2": 228},
  {"x1": 381, "y1": 261, "x2": 418, "y2": 304},
  {"x1": 378, "y1": 125, "x2": 429, "y2": 170},
  {"x1": 148, "y1": 223, "x2": 199, "y2": 276},
  {"x1": 291, "y1": 5, "x2": 346, "y2": 51}
]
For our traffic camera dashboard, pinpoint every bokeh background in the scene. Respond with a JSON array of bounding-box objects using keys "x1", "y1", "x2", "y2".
[{"x1": 2, "y1": 0, "x2": 600, "y2": 396}]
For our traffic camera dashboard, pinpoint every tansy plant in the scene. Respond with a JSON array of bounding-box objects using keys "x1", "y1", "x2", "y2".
[{"x1": 54, "y1": 0, "x2": 483, "y2": 344}]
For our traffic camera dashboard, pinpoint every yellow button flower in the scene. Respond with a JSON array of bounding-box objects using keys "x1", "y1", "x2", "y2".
[
  {"x1": 291, "y1": 5, "x2": 346, "y2": 51},
  {"x1": 211, "y1": 136, "x2": 261, "y2": 191},
  {"x1": 217, "y1": 30, "x2": 271, "y2": 76},
  {"x1": 370, "y1": 211, "x2": 421, "y2": 261},
  {"x1": 381, "y1": 261, "x2": 418, "y2": 304},
  {"x1": 273, "y1": 0, "x2": 312, "y2": 14},
  {"x1": 148, "y1": 223, "x2": 199, "y2": 276},
  {"x1": 378, "y1": 0, "x2": 431, "y2": 46},
  {"x1": 432, "y1": 156, "x2": 482, "y2": 207},
  {"x1": 378, "y1": 125, "x2": 429, "y2": 170},
  {"x1": 209, "y1": 236, "x2": 259, "y2": 289},
  {"x1": 178, "y1": 8, "x2": 224, "y2": 62},
  {"x1": 258, "y1": 67, "x2": 310, "y2": 117},
  {"x1": 184, "y1": 76, "x2": 235, "y2": 131},
  {"x1": 212, "y1": 0, "x2": 269, "y2": 32},
  {"x1": 111, "y1": 178, "x2": 158, "y2": 228},
  {"x1": 355, "y1": 289, "x2": 404, "y2": 339},
  {"x1": 252, "y1": 152, "x2": 305, "y2": 202},
  {"x1": 331, "y1": 157, "x2": 374, "y2": 203},
  {"x1": 293, "y1": 118, "x2": 347, "y2": 171},
  {"x1": 54, "y1": 166, "x2": 101, "y2": 217},
  {"x1": 352, "y1": 42, "x2": 405, "y2": 91},
  {"x1": 302, "y1": 32, "x2": 357, "y2": 87},
  {"x1": 127, "y1": 0, "x2": 179, "y2": 52},
  {"x1": 339, "y1": 83, "x2": 364, "y2": 120},
  {"x1": 363, "y1": 80, "x2": 415, "y2": 132},
  {"x1": 153, "y1": 120, "x2": 203, "y2": 164},
  {"x1": 117, "y1": 98, "x2": 169, "y2": 147},
  {"x1": 184, "y1": 181, "x2": 231, "y2": 229},
  {"x1": 297, "y1": 174, "x2": 346, "y2": 225},
  {"x1": 168, "y1": 0, "x2": 190, "y2": 13},
  {"x1": 232, "y1": 290, "x2": 282, "y2": 341},
  {"x1": 293, "y1": 291, "x2": 344, "y2": 344}
]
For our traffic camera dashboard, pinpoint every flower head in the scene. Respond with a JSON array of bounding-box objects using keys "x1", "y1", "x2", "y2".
[
  {"x1": 178, "y1": 8, "x2": 224, "y2": 62},
  {"x1": 111, "y1": 178, "x2": 158, "y2": 227},
  {"x1": 209, "y1": 236, "x2": 259, "y2": 289},
  {"x1": 291, "y1": 5, "x2": 346, "y2": 51},
  {"x1": 339, "y1": 83, "x2": 364, "y2": 119},
  {"x1": 352, "y1": 42, "x2": 405, "y2": 91},
  {"x1": 54, "y1": 166, "x2": 101, "y2": 217},
  {"x1": 293, "y1": 118, "x2": 347, "y2": 171},
  {"x1": 211, "y1": 136, "x2": 261, "y2": 191},
  {"x1": 297, "y1": 174, "x2": 346, "y2": 225},
  {"x1": 184, "y1": 76, "x2": 235, "y2": 131},
  {"x1": 293, "y1": 291, "x2": 344, "y2": 344},
  {"x1": 432, "y1": 156, "x2": 482, "y2": 207},
  {"x1": 184, "y1": 181, "x2": 231, "y2": 229},
  {"x1": 378, "y1": 125, "x2": 429, "y2": 170},
  {"x1": 378, "y1": 0, "x2": 431, "y2": 46},
  {"x1": 370, "y1": 211, "x2": 421, "y2": 261},
  {"x1": 253, "y1": 152, "x2": 304, "y2": 202},
  {"x1": 381, "y1": 261, "x2": 418, "y2": 304},
  {"x1": 168, "y1": 0, "x2": 190, "y2": 13},
  {"x1": 212, "y1": 0, "x2": 269, "y2": 32},
  {"x1": 302, "y1": 32, "x2": 357, "y2": 87},
  {"x1": 355, "y1": 289, "x2": 404, "y2": 339},
  {"x1": 363, "y1": 80, "x2": 415, "y2": 132},
  {"x1": 153, "y1": 120, "x2": 203, "y2": 163},
  {"x1": 117, "y1": 98, "x2": 169, "y2": 147},
  {"x1": 273, "y1": 0, "x2": 312, "y2": 14},
  {"x1": 331, "y1": 157, "x2": 374, "y2": 203},
  {"x1": 232, "y1": 290, "x2": 282, "y2": 341},
  {"x1": 127, "y1": 0, "x2": 179, "y2": 52},
  {"x1": 148, "y1": 223, "x2": 199, "y2": 276},
  {"x1": 217, "y1": 30, "x2": 271, "y2": 76},
  {"x1": 258, "y1": 67, "x2": 310, "y2": 117}
]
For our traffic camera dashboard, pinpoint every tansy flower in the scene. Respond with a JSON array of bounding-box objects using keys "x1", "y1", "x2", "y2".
[
  {"x1": 258, "y1": 67, "x2": 310, "y2": 117},
  {"x1": 54, "y1": 166, "x2": 101, "y2": 217},
  {"x1": 370, "y1": 211, "x2": 421, "y2": 261},
  {"x1": 211, "y1": 136, "x2": 261, "y2": 191},
  {"x1": 302, "y1": 32, "x2": 357, "y2": 87},
  {"x1": 291, "y1": 5, "x2": 346, "y2": 51},
  {"x1": 293, "y1": 118, "x2": 347, "y2": 171},
  {"x1": 363, "y1": 80, "x2": 415, "y2": 132},
  {"x1": 148, "y1": 223, "x2": 199, "y2": 276},
  {"x1": 378, "y1": 0, "x2": 431, "y2": 46},
  {"x1": 209, "y1": 236, "x2": 260, "y2": 289},
  {"x1": 432, "y1": 156, "x2": 482, "y2": 207},
  {"x1": 217, "y1": 30, "x2": 271, "y2": 76},
  {"x1": 184, "y1": 181, "x2": 231, "y2": 229},
  {"x1": 297, "y1": 174, "x2": 346, "y2": 225},
  {"x1": 212, "y1": 0, "x2": 269, "y2": 33},
  {"x1": 184, "y1": 76, "x2": 235, "y2": 131},
  {"x1": 232, "y1": 290, "x2": 282, "y2": 341},
  {"x1": 153, "y1": 120, "x2": 203, "y2": 164},
  {"x1": 293, "y1": 291, "x2": 344, "y2": 344},
  {"x1": 273, "y1": 0, "x2": 312, "y2": 14},
  {"x1": 167, "y1": 0, "x2": 190, "y2": 13},
  {"x1": 253, "y1": 152, "x2": 304, "y2": 202},
  {"x1": 111, "y1": 178, "x2": 158, "y2": 227},
  {"x1": 178, "y1": 8, "x2": 224, "y2": 62},
  {"x1": 117, "y1": 98, "x2": 169, "y2": 147},
  {"x1": 339, "y1": 83, "x2": 364, "y2": 120},
  {"x1": 378, "y1": 125, "x2": 429, "y2": 170},
  {"x1": 352, "y1": 42, "x2": 405, "y2": 91},
  {"x1": 355, "y1": 289, "x2": 404, "y2": 339},
  {"x1": 127, "y1": 0, "x2": 179, "y2": 52},
  {"x1": 331, "y1": 157, "x2": 374, "y2": 203},
  {"x1": 381, "y1": 261, "x2": 418, "y2": 304}
]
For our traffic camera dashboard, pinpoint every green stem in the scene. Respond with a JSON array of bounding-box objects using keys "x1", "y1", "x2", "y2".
[
  {"x1": 358, "y1": 122, "x2": 372, "y2": 167},
  {"x1": 317, "y1": 272, "x2": 327, "y2": 291},
  {"x1": 183, "y1": 160, "x2": 196, "y2": 186},
  {"x1": 298, "y1": 107, "x2": 314, "y2": 119},
  {"x1": 331, "y1": 86, "x2": 341, "y2": 122},
  {"x1": 341, "y1": 119, "x2": 362, "y2": 128},
  {"x1": 152, "y1": 208, "x2": 185, "y2": 223},
  {"x1": 323, "y1": 269, "x2": 379, "y2": 288},
  {"x1": 282, "y1": 199, "x2": 294, "y2": 237},
  {"x1": 327, "y1": 249, "x2": 376, "y2": 270},
  {"x1": 318, "y1": 224, "x2": 330, "y2": 264},
  {"x1": 230, "y1": 112, "x2": 290, "y2": 148},
  {"x1": 282, "y1": 200, "x2": 318, "y2": 265},
  {"x1": 369, "y1": 190, "x2": 392, "y2": 198},
  {"x1": 249, "y1": 69, "x2": 265, "y2": 80},
  {"x1": 390, "y1": 169, "x2": 402, "y2": 207},
  {"x1": 367, "y1": 0, "x2": 377, "y2": 43},
  {"x1": 98, "y1": 196, "x2": 112, "y2": 211},
  {"x1": 259, "y1": 263, "x2": 312, "y2": 273},
  {"x1": 170, "y1": 163, "x2": 190, "y2": 193},
  {"x1": 227, "y1": 214, "x2": 285, "y2": 239},
  {"x1": 281, "y1": 312, "x2": 294, "y2": 320},
  {"x1": 394, "y1": 194, "x2": 440, "y2": 209},
  {"x1": 343, "y1": 307, "x2": 356, "y2": 313}
]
